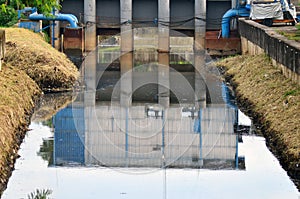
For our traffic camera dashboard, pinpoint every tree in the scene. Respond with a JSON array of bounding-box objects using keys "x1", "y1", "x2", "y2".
[{"x1": 0, "y1": 0, "x2": 62, "y2": 26}]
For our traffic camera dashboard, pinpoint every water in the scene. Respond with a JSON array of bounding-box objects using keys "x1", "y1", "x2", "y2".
[
  {"x1": 2, "y1": 119, "x2": 299, "y2": 199},
  {"x1": 2, "y1": 28, "x2": 300, "y2": 198}
]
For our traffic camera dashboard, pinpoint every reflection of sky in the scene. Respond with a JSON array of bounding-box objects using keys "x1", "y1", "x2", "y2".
[{"x1": 3, "y1": 122, "x2": 299, "y2": 199}]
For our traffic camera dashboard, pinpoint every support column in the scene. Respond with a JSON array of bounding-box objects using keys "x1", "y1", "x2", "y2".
[
  {"x1": 120, "y1": 0, "x2": 133, "y2": 107},
  {"x1": 194, "y1": 0, "x2": 206, "y2": 109},
  {"x1": 158, "y1": 0, "x2": 170, "y2": 108},
  {"x1": 194, "y1": 0, "x2": 206, "y2": 50},
  {"x1": 84, "y1": 0, "x2": 97, "y2": 51}
]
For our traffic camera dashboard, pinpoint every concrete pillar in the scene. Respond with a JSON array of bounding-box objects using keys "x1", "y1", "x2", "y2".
[
  {"x1": 158, "y1": 0, "x2": 170, "y2": 53},
  {"x1": 120, "y1": 0, "x2": 133, "y2": 52},
  {"x1": 194, "y1": 0, "x2": 206, "y2": 50},
  {"x1": 194, "y1": 0, "x2": 206, "y2": 108},
  {"x1": 84, "y1": 0, "x2": 97, "y2": 51},
  {"x1": 158, "y1": 0, "x2": 170, "y2": 108},
  {"x1": 50, "y1": 21, "x2": 60, "y2": 49}
]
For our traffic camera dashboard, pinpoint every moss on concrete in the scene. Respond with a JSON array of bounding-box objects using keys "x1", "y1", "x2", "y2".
[{"x1": 217, "y1": 54, "x2": 300, "y2": 190}]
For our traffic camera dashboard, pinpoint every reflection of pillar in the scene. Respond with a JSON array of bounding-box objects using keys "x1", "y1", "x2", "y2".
[
  {"x1": 84, "y1": 0, "x2": 97, "y2": 51},
  {"x1": 120, "y1": 0, "x2": 133, "y2": 107},
  {"x1": 158, "y1": 54, "x2": 169, "y2": 108},
  {"x1": 120, "y1": 53, "x2": 133, "y2": 107},
  {"x1": 158, "y1": 0, "x2": 170, "y2": 108},
  {"x1": 194, "y1": 52, "x2": 206, "y2": 108},
  {"x1": 194, "y1": 0, "x2": 206, "y2": 50},
  {"x1": 84, "y1": 51, "x2": 97, "y2": 106},
  {"x1": 83, "y1": 50, "x2": 97, "y2": 165}
]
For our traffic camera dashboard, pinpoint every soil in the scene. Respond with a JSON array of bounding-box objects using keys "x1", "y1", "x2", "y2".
[
  {"x1": 216, "y1": 54, "x2": 300, "y2": 190},
  {"x1": 0, "y1": 28, "x2": 78, "y2": 196}
]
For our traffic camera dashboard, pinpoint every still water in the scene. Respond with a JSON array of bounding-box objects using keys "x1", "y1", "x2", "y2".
[{"x1": 3, "y1": 29, "x2": 300, "y2": 198}]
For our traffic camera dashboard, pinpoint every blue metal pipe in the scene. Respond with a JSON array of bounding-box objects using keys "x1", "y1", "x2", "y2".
[
  {"x1": 29, "y1": 13, "x2": 78, "y2": 28},
  {"x1": 221, "y1": 7, "x2": 250, "y2": 38}
]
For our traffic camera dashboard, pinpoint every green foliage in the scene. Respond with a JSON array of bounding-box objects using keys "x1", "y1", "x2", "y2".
[
  {"x1": 25, "y1": 0, "x2": 62, "y2": 15},
  {"x1": 0, "y1": 5, "x2": 18, "y2": 27},
  {"x1": 0, "y1": 0, "x2": 62, "y2": 27},
  {"x1": 27, "y1": 189, "x2": 52, "y2": 199}
]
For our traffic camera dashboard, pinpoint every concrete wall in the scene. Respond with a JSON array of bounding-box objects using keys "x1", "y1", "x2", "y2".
[
  {"x1": 61, "y1": 0, "x2": 84, "y2": 20},
  {"x1": 97, "y1": 0, "x2": 120, "y2": 28},
  {"x1": 133, "y1": 0, "x2": 157, "y2": 27},
  {"x1": 207, "y1": 1, "x2": 231, "y2": 30},
  {"x1": 239, "y1": 19, "x2": 300, "y2": 84},
  {"x1": 61, "y1": 0, "x2": 230, "y2": 30},
  {"x1": 170, "y1": 0, "x2": 194, "y2": 29}
]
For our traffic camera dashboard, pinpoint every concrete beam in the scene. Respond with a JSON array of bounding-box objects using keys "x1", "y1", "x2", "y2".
[{"x1": 84, "y1": 0, "x2": 97, "y2": 51}]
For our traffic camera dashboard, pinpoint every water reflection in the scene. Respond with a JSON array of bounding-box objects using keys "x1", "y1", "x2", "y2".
[
  {"x1": 3, "y1": 29, "x2": 299, "y2": 199},
  {"x1": 41, "y1": 43, "x2": 244, "y2": 170}
]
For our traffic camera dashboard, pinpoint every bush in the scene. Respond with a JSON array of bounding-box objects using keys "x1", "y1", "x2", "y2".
[{"x1": 0, "y1": 5, "x2": 18, "y2": 27}]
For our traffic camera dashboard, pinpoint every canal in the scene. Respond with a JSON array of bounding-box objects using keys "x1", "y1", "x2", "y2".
[{"x1": 2, "y1": 29, "x2": 300, "y2": 198}]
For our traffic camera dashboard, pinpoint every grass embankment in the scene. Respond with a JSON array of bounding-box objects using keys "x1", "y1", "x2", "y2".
[
  {"x1": 4, "y1": 28, "x2": 78, "y2": 92},
  {"x1": 217, "y1": 54, "x2": 300, "y2": 189},
  {"x1": 277, "y1": 24, "x2": 300, "y2": 42},
  {"x1": 0, "y1": 28, "x2": 78, "y2": 195}
]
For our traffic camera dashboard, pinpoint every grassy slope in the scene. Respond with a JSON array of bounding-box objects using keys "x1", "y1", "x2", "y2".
[
  {"x1": 4, "y1": 28, "x2": 78, "y2": 91},
  {"x1": 0, "y1": 28, "x2": 78, "y2": 195},
  {"x1": 217, "y1": 54, "x2": 300, "y2": 189}
]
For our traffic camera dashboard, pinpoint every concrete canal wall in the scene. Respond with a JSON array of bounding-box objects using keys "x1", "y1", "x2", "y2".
[{"x1": 238, "y1": 18, "x2": 300, "y2": 85}]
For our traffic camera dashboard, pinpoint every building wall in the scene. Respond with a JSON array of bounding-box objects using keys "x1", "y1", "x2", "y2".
[
  {"x1": 133, "y1": 0, "x2": 158, "y2": 27},
  {"x1": 61, "y1": 0, "x2": 84, "y2": 21},
  {"x1": 207, "y1": 1, "x2": 231, "y2": 30},
  {"x1": 60, "y1": 0, "x2": 231, "y2": 30}
]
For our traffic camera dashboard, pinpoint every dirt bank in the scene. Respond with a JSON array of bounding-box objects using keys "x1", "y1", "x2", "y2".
[
  {"x1": 217, "y1": 54, "x2": 300, "y2": 190},
  {"x1": 0, "y1": 28, "x2": 78, "y2": 196}
]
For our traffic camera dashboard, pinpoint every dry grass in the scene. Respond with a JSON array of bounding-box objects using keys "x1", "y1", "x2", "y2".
[
  {"x1": 217, "y1": 54, "x2": 300, "y2": 188},
  {"x1": 3, "y1": 28, "x2": 79, "y2": 91},
  {"x1": 0, "y1": 28, "x2": 79, "y2": 195},
  {"x1": 0, "y1": 64, "x2": 41, "y2": 194}
]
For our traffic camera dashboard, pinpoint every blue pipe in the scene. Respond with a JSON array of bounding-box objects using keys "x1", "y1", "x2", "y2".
[
  {"x1": 29, "y1": 13, "x2": 78, "y2": 28},
  {"x1": 221, "y1": 7, "x2": 250, "y2": 38}
]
